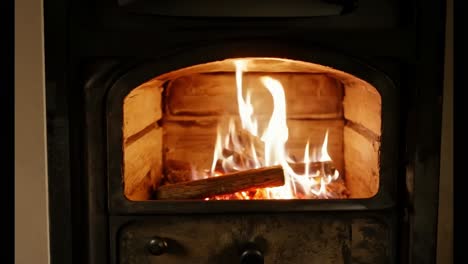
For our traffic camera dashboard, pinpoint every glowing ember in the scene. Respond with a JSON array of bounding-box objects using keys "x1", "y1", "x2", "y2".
[{"x1": 204, "y1": 60, "x2": 343, "y2": 200}]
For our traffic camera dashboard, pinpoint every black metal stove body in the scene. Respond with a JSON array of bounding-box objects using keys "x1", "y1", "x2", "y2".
[{"x1": 44, "y1": 0, "x2": 446, "y2": 263}]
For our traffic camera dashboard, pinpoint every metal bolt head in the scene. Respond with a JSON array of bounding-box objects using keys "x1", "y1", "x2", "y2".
[
  {"x1": 240, "y1": 247, "x2": 264, "y2": 264},
  {"x1": 147, "y1": 237, "x2": 168, "y2": 256}
]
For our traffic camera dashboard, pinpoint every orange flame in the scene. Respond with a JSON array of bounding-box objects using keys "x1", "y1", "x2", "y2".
[{"x1": 207, "y1": 60, "x2": 341, "y2": 199}]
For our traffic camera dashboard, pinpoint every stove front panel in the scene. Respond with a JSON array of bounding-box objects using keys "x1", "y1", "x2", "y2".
[{"x1": 115, "y1": 213, "x2": 395, "y2": 264}]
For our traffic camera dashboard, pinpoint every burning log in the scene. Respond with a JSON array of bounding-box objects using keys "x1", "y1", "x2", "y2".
[
  {"x1": 326, "y1": 179, "x2": 350, "y2": 198},
  {"x1": 214, "y1": 156, "x2": 336, "y2": 176},
  {"x1": 217, "y1": 124, "x2": 265, "y2": 169},
  {"x1": 234, "y1": 129, "x2": 264, "y2": 158},
  {"x1": 155, "y1": 165, "x2": 285, "y2": 200},
  {"x1": 213, "y1": 151, "x2": 260, "y2": 173},
  {"x1": 288, "y1": 161, "x2": 336, "y2": 176},
  {"x1": 164, "y1": 159, "x2": 193, "y2": 184}
]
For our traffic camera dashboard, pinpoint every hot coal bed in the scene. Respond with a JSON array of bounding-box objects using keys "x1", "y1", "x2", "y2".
[{"x1": 44, "y1": 0, "x2": 446, "y2": 263}]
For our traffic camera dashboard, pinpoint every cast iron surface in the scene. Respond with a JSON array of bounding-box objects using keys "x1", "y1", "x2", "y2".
[{"x1": 113, "y1": 212, "x2": 396, "y2": 264}]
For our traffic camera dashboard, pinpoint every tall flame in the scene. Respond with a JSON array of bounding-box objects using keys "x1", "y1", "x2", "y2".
[
  {"x1": 259, "y1": 77, "x2": 288, "y2": 166},
  {"x1": 208, "y1": 60, "x2": 341, "y2": 199},
  {"x1": 319, "y1": 130, "x2": 332, "y2": 162},
  {"x1": 234, "y1": 60, "x2": 258, "y2": 136}
]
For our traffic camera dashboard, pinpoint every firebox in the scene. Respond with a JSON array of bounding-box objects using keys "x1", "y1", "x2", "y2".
[
  {"x1": 44, "y1": 0, "x2": 447, "y2": 263},
  {"x1": 105, "y1": 46, "x2": 398, "y2": 211},
  {"x1": 121, "y1": 57, "x2": 383, "y2": 201}
]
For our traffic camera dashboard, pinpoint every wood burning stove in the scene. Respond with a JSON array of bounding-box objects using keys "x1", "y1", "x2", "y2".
[{"x1": 44, "y1": 0, "x2": 446, "y2": 263}]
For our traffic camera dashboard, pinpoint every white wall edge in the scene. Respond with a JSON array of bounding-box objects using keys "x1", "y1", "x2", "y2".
[
  {"x1": 436, "y1": 0, "x2": 453, "y2": 263},
  {"x1": 15, "y1": 0, "x2": 50, "y2": 262}
]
